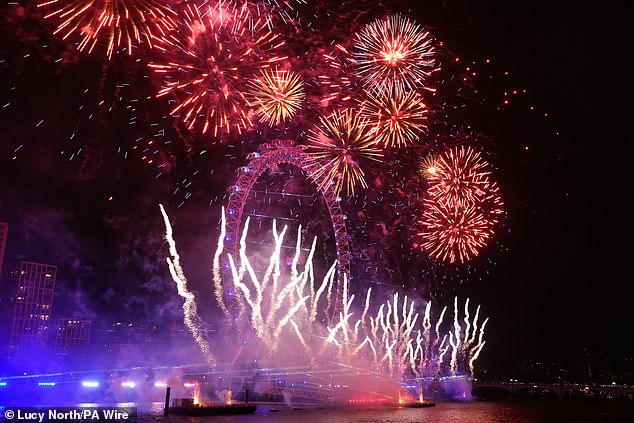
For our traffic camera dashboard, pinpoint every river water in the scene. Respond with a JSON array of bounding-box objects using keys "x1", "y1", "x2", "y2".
[{"x1": 141, "y1": 400, "x2": 633, "y2": 423}]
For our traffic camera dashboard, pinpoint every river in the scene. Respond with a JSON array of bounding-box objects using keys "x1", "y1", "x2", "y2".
[{"x1": 140, "y1": 399, "x2": 633, "y2": 423}]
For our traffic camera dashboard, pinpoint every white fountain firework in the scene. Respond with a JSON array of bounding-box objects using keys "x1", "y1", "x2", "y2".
[
  {"x1": 161, "y1": 205, "x2": 489, "y2": 380},
  {"x1": 160, "y1": 204, "x2": 215, "y2": 366}
]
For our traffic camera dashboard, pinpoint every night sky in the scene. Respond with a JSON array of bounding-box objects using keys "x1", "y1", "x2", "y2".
[{"x1": 0, "y1": 0, "x2": 631, "y2": 373}]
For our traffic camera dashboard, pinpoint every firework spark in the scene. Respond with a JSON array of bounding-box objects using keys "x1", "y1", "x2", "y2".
[
  {"x1": 308, "y1": 109, "x2": 383, "y2": 196},
  {"x1": 353, "y1": 14, "x2": 435, "y2": 89},
  {"x1": 247, "y1": 68, "x2": 305, "y2": 126},
  {"x1": 38, "y1": 0, "x2": 178, "y2": 59},
  {"x1": 261, "y1": 0, "x2": 307, "y2": 24},
  {"x1": 148, "y1": 1, "x2": 287, "y2": 137},
  {"x1": 361, "y1": 82, "x2": 428, "y2": 148},
  {"x1": 319, "y1": 43, "x2": 360, "y2": 110}
]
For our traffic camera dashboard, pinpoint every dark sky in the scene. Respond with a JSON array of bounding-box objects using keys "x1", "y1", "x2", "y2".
[
  {"x1": 408, "y1": 0, "x2": 632, "y2": 367},
  {"x1": 0, "y1": 0, "x2": 631, "y2": 372}
]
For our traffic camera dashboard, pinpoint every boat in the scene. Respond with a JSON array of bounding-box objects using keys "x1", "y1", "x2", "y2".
[
  {"x1": 400, "y1": 400, "x2": 436, "y2": 408},
  {"x1": 168, "y1": 398, "x2": 257, "y2": 416}
]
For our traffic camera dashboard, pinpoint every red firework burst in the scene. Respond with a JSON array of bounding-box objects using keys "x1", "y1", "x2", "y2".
[
  {"x1": 418, "y1": 200, "x2": 499, "y2": 263},
  {"x1": 418, "y1": 146, "x2": 504, "y2": 263},
  {"x1": 148, "y1": 1, "x2": 287, "y2": 137},
  {"x1": 422, "y1": 146, "x2": 493, "y2": 209},
  {"x1": 353, "y1": 14, "x2": 435, "y2": 89},
  {"x1": 38, "y1": 0, "x2": 178, "y2": 59},
  {"x1": 360, "y1": 82, "x2": 428, "y2": 148}
]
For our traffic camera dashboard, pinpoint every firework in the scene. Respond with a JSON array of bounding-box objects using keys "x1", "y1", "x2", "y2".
[
  {"x1": 353, "y1": 14, "x2": 435, "y2": 89},
  {"x1": 38, "y1": 0, "x2": 178, "y2": 59},
  {"x1": 213, "y1": 209, "x2": 338, "y2": 352},
  {"x1": 159, "y1": 204, "x2": 215, "y2": 366},
  {"x1": 246, "y1": 68, "x2": 305, "y2": 126},
  {"x1": 422, "y1": 146, "x2": 494, "y2": 209},
  {"x1": 418, "y1": 146, "x2": 504, "y2": 263},
  {"x1": 323, "y1": 288, "x2": 487, "y2": 378},
  {"x1": 308, "y1": 109, "x2": 383, "y2": 196},
  {"x1": 420, "y1": 153, "x2": 439, "y2": 180},
  {"x1": 148, "y1": 1, "x2": 287, "y2": 137},
  {"x1": 217, "y1": 215, "x2": 489, "y2": 378},
  {"x1": 361, "y1": 82, "x2": 428, "y2": 148},
  {"x1": 163, "y1": 205, "x2": 489, "y2": 379},
  {"x1": 418, "y1": 198, "x2": 502, "y2": 264}
]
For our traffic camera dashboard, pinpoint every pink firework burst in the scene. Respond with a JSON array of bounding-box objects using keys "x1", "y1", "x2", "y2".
[
  {"x1": 148, "y1": 1, "x2": 287, "y2": 137},
  {"x1": 38, "y1": 0, "x2": 178, "y2": 59},
  {"x1": 353, "y1": 13, "x2": 435, "y2": 89}
]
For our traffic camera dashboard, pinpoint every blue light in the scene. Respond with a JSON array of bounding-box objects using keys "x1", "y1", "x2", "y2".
[
  {"x1": 0, "y1": 382, "x2": 7, "y2": 387},
  {"x1": 38, "y1": 382, "x2": 56, "y2": 387},
  {"x1": 82, "y1": 381, "x2": 100, "y2": 388}
]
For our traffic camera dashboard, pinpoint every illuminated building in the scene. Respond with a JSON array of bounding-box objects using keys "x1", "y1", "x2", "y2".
[
  {"x1": 55, "y1": 318, "x2": 91, "y2": 351},
  {"x1": 0, "y1": 261, "x2": 56, "y2": 347}
]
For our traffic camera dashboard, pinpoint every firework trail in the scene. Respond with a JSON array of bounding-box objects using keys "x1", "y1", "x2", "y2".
[
  {"x1": 308, "y1": 109, "x2": 383, "y2": 196},
  {"x1": 212, "y1": 207, "x2": 232, "y2": 321},
  {"x1": 159, "y1": 204, "x2": 215, "y2": 366},
  {"x1": 463, "y1": 297, "x2": 471, "y2": 343},
  {"x1": 450, "y1": 297, "x2": 461, "y2": 373},
  {"x1": 246, "y1": 68, "x2": 305, "y2": 126},
  {"x1": 38, "y1": 0, "x2": 178, "y2": 59},
  {"x1": 353, "y1": 13, "x2": 435, "y2": 90},
  {"x1": 148, "y1": 1, "x2": 287, "y2": 137},
  {"x1": 468, "y1": 318, "x2": 488, "y2": 375}
]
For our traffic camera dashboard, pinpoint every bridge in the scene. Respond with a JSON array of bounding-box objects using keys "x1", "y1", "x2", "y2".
[{"x1": 472, "y1": 382, "x2": 634, "y2": 400}]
